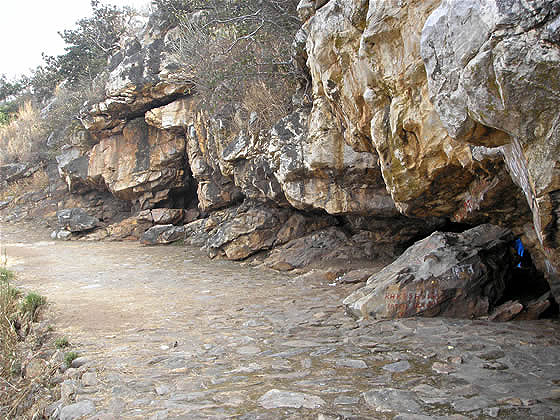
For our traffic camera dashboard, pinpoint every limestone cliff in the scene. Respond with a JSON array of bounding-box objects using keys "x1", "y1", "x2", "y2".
[{"x1": 20, "y1": 0, "x2": 559, "y2": 308}]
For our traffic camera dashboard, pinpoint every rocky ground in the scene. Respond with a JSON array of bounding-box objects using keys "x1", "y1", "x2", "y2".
[{"x1": 1, "y1": 223, "x2": 559, "y2": 419}]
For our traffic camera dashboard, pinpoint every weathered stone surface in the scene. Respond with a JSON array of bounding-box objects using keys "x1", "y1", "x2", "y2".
[
  {"x1": 59, "y1": 400, "x2": 95, "y2": 420},
  {"x1": 344, "y1": 225, "x2": 515, "y2": 319},
  {"x1": 87, "y1": 118, "x2": 189, "y2": 209},
  {"x1": 137, "y1": 208, "x2": 184, "y2": 225},
  {"x1": 141, "y1": 224, "x2": 185, "y2": 245},
  {"x1": 82, "y1": 16, "x2": 192, "y2": 133},
  {"x1": 258, "y1": 389, "x2": 325, "y2": 409},
  {"x1": 109, "y1": 218, "x2": 152, "y2": 241},
  {"x1": 421, "y1": 0, "x2": 560, "y2": 298},
  {"x1": 186, "y1": 113, "x2": 244, "y2": 212},
  {"x1": 145, "y1": 97, "x2": 195, "y2": 132},
  {"x1": 265, "y1": 227, "x2": 368, "y2": 271},
  {"x1": 363, "y1": 388, "x2": 422, "y2": 414},
  {"x1": 183, "y1": 203, "x2": 337, "y2": 261},
  {"x1": 56, "y1": 147, "x2": 91, "y2": 194},
  {"x1": 0, "y1": 163, "x2": 29, "y2": 184},
  {"x1": 488, "y1": 301, "x2": 524, "y2": 322},
  {"x1": 57, "y1": 208, "x2": 99, "y2": 232},
  {"x1": 268, "y1": 106, "x2": 395, "y2": 215}
]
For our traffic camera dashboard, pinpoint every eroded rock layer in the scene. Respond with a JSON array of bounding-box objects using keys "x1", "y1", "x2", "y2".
[{"x1": 32, "y1": 0, "x2": 560, "y2": 311}]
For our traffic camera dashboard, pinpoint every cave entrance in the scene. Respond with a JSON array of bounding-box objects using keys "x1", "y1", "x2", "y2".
[{"x1": 498, "y1": 238, "x2": 559, "y2": 319}]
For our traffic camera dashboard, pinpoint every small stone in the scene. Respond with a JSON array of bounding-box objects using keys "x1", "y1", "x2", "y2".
[
  {"x1": 482, "y1": 361, "x2": 508, "y2": 370},
  {"x1": 71, "y1": 357, "x2": 90, "y2": 368},
  {"x1": 59, "y1": 400, "x2": 95, "y2": 420},
  {"x1": 334, "y1": 396, "x2": 360, "y2": 405},
  {"x1": 483, "y1": 407, "x2": 500, "y2": 417},
  {"x1": 497, "y1": 397, "x2": 523, "y2": 406},
  {"x1": 155, "y1": 385, "x2": 170, "y2": 396},
  {"x1": 335, "y1": 359, "x2": 367, "y2": 369},
  {"x1": 432, "y1": 361, "x2": 455, "y2": 374},
  {"x1": 449, "y1": 356, "x2": 463, "y2": 365},
  {"x1": 61, "y1": 380, "x2": 78, "y2": 402},
  {"x1": 81, "y1": 371, "x2": 98, "y2": 386},
  {"x1": 382, "y1": 360, "x2": 411, "y2": 373},
  {"x1": 452, "y1": 396, "x2": 491, "y2": 412},
  {"x1": 236, "y1": 345, "x2": 261, "y2": 355},
  {"x1": 478, "y1": 349, "x2": 505, "y2": 360},
  {"x1": 258, "y1": 389, "x2": 325, "y2": 409}
]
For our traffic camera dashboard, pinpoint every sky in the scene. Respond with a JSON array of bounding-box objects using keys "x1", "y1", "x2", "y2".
[{"x1": 0, "y1": 0, "x2": 152, "y2": 79}]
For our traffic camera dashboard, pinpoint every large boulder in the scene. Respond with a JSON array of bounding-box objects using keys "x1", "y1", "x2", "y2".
[
  {"x1": 264, "y1": 226, "x2": 368, "y2": 271},
  {"x1": 56, "y1": 147, "x2": 91, "y2": 194},
  {"x1": 344, "y1": 225, "x2": 516, "y2": 319},
  {"x1": 57, "y1": 208, "x2": 99, "y2": 232},
  {"x1": 141, "y1": 224, "x2": 185, "y2": 245}
]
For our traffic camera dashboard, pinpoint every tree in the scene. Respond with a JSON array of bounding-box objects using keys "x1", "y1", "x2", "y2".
[{"x1": 30, "y1": 0, "x2": 135, "y2": 102}]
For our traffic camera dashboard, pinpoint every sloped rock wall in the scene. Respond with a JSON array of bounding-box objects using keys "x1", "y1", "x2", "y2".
[{"x1": 44, "y1": 0, "x2": 560, "y2": 307}]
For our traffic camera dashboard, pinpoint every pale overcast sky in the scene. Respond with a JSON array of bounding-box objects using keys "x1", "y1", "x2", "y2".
[{"x1": 1, "y1": 0, "x2": 151, "y2": 79}]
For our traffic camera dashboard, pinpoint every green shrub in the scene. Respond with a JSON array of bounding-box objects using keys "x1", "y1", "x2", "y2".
[
  {"x1": 0, "y1": 267, "x2": 14, "y2": 282},
  {"x1": 20, "y1": 292, "x2": 46, "y2": 320},
  {"x1": 0, "y1": 272, "x2": 20, "y2": 377},
  {"x1": 64, "y1": 351, "x2": 79, "y2": 368},
  {"x1": 55, "y1": 337, "x2": 70, "y2": 349}
]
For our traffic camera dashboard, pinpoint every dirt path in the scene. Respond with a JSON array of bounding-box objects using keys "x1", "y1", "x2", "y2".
[{"x1": 2, "y1": 223, "x2": 560, "y2": 419}]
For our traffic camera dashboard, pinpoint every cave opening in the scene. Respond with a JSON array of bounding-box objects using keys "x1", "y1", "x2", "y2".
[{"x1": 499, "y1": 238, "x2": 559, "y2": 319}]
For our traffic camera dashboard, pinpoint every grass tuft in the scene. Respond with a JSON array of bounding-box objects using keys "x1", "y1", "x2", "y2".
[
  {"x1": 20, "y1": 292, "x2": 46, "y2": 321},
  {"x1": 55, "y1": 337, "x2": 70, "y2": 349},
  {"x1": 64, "y1": 351, "x2": 79, "y2": 368}
]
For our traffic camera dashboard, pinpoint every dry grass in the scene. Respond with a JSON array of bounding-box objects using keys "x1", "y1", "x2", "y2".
[
  {"x1": 0, "y1": 101, "x2": 47, "y2": 165},
  {"x1": 0, "y1": 267, "x2": 21, "y2": 379},
  {"x1": 0, "y1": 168, "x2": 49, "y2": 201},
  {"x1": 240, "y1": 79, "x2": 294, "y2": 133}
]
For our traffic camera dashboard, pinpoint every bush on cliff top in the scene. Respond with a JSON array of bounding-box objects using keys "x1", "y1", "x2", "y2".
[{"x1": 157, "y1": 0, "x2": 301, "y2": 131}]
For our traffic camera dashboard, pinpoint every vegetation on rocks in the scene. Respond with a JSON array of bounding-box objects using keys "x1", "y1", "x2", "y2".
[{"x1": 159, "y1": 0, "x2": 301, "y2": 130}]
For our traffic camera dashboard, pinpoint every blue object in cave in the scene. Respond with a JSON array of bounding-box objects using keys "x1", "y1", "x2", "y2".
[
  {"x1": 515, "y1": 238, "x2": 524, "y2": 257},
  {"x1": 515, "y1": 238, "x2": 524, "y2": 267}
]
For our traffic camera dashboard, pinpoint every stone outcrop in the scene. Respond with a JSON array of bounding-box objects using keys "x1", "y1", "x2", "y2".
[
  {"x1": 344, "y1": 225, "x2": 515, "y2": 319},
  {"x1": 421, "y1": 0, "x2": 560, "y2": 297},
  {"x1": 141, "y1": 224, "x2": 185, "y2": 245},
  {"x1": 87, "y1": 118, "x2": 190, "y2": 209},
  {"x1": 57, "y1": 208, "x2": 99, "y2": 233},
  {"x1": 300, "y1": 0, "x2": 559, "y2": 301},
  {"x1": 28, "y1": 0, "x2": 557, "y2": 316}
]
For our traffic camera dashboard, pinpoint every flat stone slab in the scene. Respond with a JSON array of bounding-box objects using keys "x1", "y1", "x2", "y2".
[
  {"x1": 363, "y1": 388, "x2": 422, "y2": 413},
  {"x1": 258, "y1": 389, "x2": 325, "y2": 409}
]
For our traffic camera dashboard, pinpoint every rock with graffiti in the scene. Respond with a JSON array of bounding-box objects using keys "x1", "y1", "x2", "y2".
[{"x1": 344, "y1": 224, "x2": 516, "y2": 319}]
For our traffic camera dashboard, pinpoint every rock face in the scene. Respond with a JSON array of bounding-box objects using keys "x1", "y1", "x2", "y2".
[
  {"x1": 421, "y1": 0, "x2": 560, "y2": 297},
  {"x1": 36, "y1": 0, "x2": 559, "y2": 313},
  {"x1": 344, "y1": 225, "x2": 515, "y2": 319},
  {"x1": 88, "y1": 118, "x2": 189, "y2": 209},
  {"x1": 300, "y1": 0, "x2": 559, "y2": 300}
]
